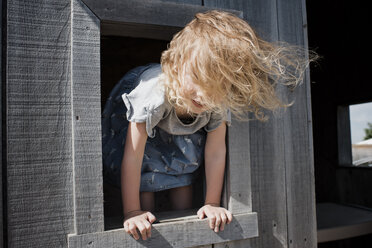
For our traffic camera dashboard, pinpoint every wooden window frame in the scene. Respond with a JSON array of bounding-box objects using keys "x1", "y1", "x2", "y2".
[
  {"x1": 337, "y1": 105, "x2": 353, "y2": 167},
  {"x1": 337, "y1": 104, "x2": 372, "y2": 168},
  {"x1": 68, "y1": 0, "x2": 258, "y2": 246}
]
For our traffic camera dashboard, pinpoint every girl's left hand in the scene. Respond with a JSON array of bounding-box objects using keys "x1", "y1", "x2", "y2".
[{"x1": 197, "y1": 204, "x2": 233, "y2": 232}]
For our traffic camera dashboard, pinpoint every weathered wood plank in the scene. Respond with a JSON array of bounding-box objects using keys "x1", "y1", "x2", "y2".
[
  {"x1": 6, "y1": 0, "x2": 74, "y2": 247},
  {"x1": 337, "y1": 105, "x2": 352, "y2": 166},
  {"x1": 317, "y1": 203, "x2": 372, "y2": 243},
  {"x1": 0, "y1": 0, "x2": 4, "y2": 245},
  {"x1": 201, "y1": 0, "x2": 253, "y2": 217},
  {"x1": 225, "y1": 119, "x2": 252, "y2": 213},
  {"x1": 71, "y1": 0, "x2": 104, "y2": 235},
  {"x1": 204, "y1": 1, "x2": 292, "y2": 248},
  {"x1": 83, "y1": 0, "x2": 242, "y2": 39},
  {"x1": 69, "y1": 212, "x2": 258, "y2": 248},
  {"x1": 277, "y1": 0, "x2": 317, "y2": 247},
  {"x1": 82, "y1": 0, "x2": 241, "y2": 26},
  {"x1": 158, "y1": 0, "x2": 202, "y2": 5},
  {"x1": 83, "y1": 0, "x2": 240, "y2": 40}
]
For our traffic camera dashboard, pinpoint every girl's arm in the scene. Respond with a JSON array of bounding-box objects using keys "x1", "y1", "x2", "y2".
[
  {"x1": 204, "y1": 121, "x2": 227, "y2": 205},
  {"x1": 121, "y1": 122, "x2": 147, "y2": 214},
  {"x1": 121, "y1": 122, "x2": 155, "y2": 240},
  {"x1": 197, "y1": 121, "x2": 233, "y2": 232}
]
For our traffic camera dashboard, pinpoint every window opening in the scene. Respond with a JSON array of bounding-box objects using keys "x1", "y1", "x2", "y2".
[
  {"x1": 350, "y1": 102, "x2": 372, "y2": 167},
  {"x1": 101, "y1": 35, "x2": 205, "y2": 230}
]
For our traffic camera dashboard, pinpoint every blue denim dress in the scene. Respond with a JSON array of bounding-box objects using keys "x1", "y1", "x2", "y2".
[{"x1": 102, "y1": 63, "x2": 230, "y2": 192}]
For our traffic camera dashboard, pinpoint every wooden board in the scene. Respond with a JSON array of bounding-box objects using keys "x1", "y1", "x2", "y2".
[
  {"x1": 224, "y1": 118, "x2": 253, "y2": 213},
  {"x1": 204, "y1": 0, "x2": 317, "y2": 248},
  {"x1": 158, "y1": 0, "x2": 202, "y2": 5},
  {"x1": 71, "y1": 0, "x2": 104, "y2": 235},
  {"x1": 82, "y1": 0, "x2": 240, "y2": 26},
  {"x1": 6, "y1": 0, "x2": 75, "y2": 247},
  {"x1": 82, "y1": 0, "x2": 242, "y2": 40},
  {"x1": 277, "y1": 0, "x2": 317, "y2": 247},
  {"x1": 317, "y1": 203, "x2": 372, "y2": 243},
  {"x1": 69, "y1": 212, "x2": 258, "y2": 248},
  {"x1": 1, "y1": 0, "x2": 4, "y2": 245},
  {"x1": 337, "y1": 105, "x2": 353, "y2": 166},
  {"x1": 204, "y1": 1, "x2": 288, "y2": 248}
]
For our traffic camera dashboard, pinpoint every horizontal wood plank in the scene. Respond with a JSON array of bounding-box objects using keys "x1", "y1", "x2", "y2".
[
  {"x1": 317, "y1": 203, "x2": 372, "y2": 243},
  {"x1": 82, "y1": 0, "x2": 242, "y2": 27},
  {"x1": 86, "y1": 0, "x2": 242, "y2": 39},
  {"x1": 68, "y1": 212, "x2": 258, "y2": 248},
  {"x1": 157, "y1": 0, "x2": 202, "y2": 5}
]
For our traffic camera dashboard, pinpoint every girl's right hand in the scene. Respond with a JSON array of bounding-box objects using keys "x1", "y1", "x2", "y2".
[{"x1": 123, "y1": 210, "x2": 156, "y2": 240}]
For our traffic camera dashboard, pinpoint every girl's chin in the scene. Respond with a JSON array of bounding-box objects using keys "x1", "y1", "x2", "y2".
[
  {"x1": 192, "y1": 99, "x2": 204, "y2": 108},
  {"x1": 189, "y1": 101, "x2": 205, "y2": 113}
]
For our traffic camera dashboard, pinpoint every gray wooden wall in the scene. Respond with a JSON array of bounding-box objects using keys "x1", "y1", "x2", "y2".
[
  {"x1": 5, "y1": 0, "x2": 75, "y2": 247},
  {"x1": 2, "y1": 0, "x2": 316, "y2": 247},
  {"x1": 1, "y1": 0, "x2": 4, "y2": 245},
  {"x1": 202, "y1": 1, "x2": 316, "y2": 248}
]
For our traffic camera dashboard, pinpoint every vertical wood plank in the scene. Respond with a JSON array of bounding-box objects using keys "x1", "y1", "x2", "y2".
[
  {"x1": 337, "y1": 105, "x2": 352, "y2": 166},
  {"x1": 6, "y1": 0, "x2": 75, "y2": 247},
  {"x1": 277, "y1": 0, "x2": 317, "y2": 247},
  {"x1": 205, "y1": 1, "x2": 289, "y2": 248},
  {"x1": 204, "y1": 0, "x2": 252, "y2": 215},
  {"x1": 0, "y1": 0, "x2": 4, "y2": 245},
  {"x1": 225, "y1": 119, "x2": 252, "y2": 213},
  {"x1": 71, "y1": 0, "x2": 104, "y2": 234}
]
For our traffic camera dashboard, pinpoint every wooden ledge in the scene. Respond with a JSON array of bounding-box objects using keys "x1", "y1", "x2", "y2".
[
  {"x1": 317, "y1": 202, "x2": 372, "y2": 243},
  {"x1": 69, "y1": 212, "x2": 258, "y2": 248}
]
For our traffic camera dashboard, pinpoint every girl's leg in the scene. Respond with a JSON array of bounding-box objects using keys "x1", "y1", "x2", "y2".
[
  {"x1": 140, "y1": 192, "x2": 155, "y2": 212},
  {"x1": 169, "y1": 185, "x2": 193, "y2": 210}
]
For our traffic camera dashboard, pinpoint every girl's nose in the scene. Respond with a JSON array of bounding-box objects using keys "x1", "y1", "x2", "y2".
[{"x1": 195, "y1": 92, "x2": 204, "y2": 101}]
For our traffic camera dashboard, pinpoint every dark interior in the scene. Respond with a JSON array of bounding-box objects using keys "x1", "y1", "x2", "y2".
[{"x1": 307, "y1": 0, "x2": 372, "y2": 246}]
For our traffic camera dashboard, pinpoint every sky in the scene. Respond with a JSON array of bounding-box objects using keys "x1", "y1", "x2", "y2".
[{"x1": 349, "y1": 102, "x2": 372, "y2": 144}]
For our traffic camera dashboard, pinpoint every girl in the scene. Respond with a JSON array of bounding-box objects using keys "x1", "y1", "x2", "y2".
[{"x1": 102, "y1": 10, "x2": 313, "y2": 241}]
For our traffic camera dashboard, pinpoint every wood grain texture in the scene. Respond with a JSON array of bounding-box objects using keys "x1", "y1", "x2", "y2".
[
  {"x1": 84, "y1": 0, "x2": 242, "y2": 39},
  {"x1": 83, "y1": 0, "x2": 216, "y2": 26},
  {"x1": 69, "y1": 212, "x2": 258, "y2": 248},
  {"x1": 206, "y1": 0, "x2": 316, "y2": 248},
  {"x1": 225, "y1": 119, "x2": 252, "y2": 213},
  {"x1": 337, "y1": 105, "x2": 352, "y2": 166},
  {"x1": 0, "y1": 0, "x2": 4, "y2": 245},
  {"x1": 82, "y1": 0, "x2": 242, "y2": 31},
  {"x1": 317, "y1": 203, "x2": 372, "y2": 243},
  {"x1": 71, "y1": 0, "x2": 104, "y2": 235},
  {"x1": 205, "y1": 1, "x2": 289, "y2": 248},
  {"x1": 158, "y1": 0, "x2": 202, "y2": 5},
  {"x1": 6, "y1": 0, "x2": 74, "y2": 247},
  {"x1": 277, "y1": 0, "x2": 317, "y2": 247}
]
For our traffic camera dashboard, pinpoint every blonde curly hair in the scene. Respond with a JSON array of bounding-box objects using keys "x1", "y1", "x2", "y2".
[{"x1": 160, "y1": 10, "x2": 316, "y2": 120}]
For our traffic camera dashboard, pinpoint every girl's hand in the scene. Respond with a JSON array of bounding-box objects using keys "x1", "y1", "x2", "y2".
[
  {"x1": 197, "y1": 204, "x2": 233, "y2": 232},
  {"x1": 123, "y1": 210, "x2": 156, "y2": 240}
]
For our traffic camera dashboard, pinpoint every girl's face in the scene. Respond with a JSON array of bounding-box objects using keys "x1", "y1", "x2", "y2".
[{"x1": 181, "y1": 66, "x2": 209, "y2": 114}]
